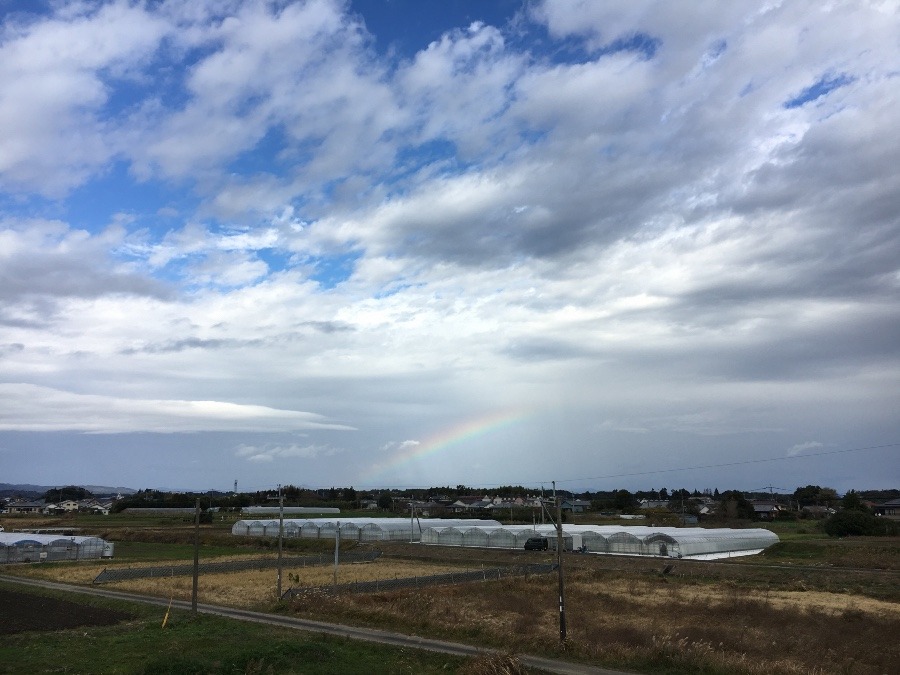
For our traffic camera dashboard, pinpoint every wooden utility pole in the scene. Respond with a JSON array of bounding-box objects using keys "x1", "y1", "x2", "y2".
[
  {"x1": 277, "y1": 485, "x2": 284, "y2": 599},
  {"x1": 333, "y1": 523, "x2": 340, "y2": 587},
  {"x1": 553, "y1": 481, "x2": 567, "y2": 643},
  {"x1": 191, "y1": 497, "x2": 200, "y2": 613}
]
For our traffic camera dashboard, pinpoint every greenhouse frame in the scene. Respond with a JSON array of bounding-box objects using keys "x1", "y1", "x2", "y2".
[
  {"x1": 0, "y1": 533, "x2": 113, "y2": 563},
  {"x1": 229, "y1": 517, "x2": 777, "y2": 558}
]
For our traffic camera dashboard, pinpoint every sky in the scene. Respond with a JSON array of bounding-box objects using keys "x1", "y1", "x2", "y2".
[{"x1": 1, "y1": 0, "x2": 898, "y2": 495}]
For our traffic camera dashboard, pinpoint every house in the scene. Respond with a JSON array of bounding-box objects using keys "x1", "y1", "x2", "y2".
[
  {"x1": 873, "y1": 498, "x2": 900, "y2": 519},
  {"x1": 450, "y1": 497, "x2": 492, "y2": 513},
  {"x1": 751, "y1": 501, "x2": 782, "y2": 521},
  {"x1": 801, "y1": 505, "x2": 834, "y2": 518},
  {"x1": 639, "y1": 499, "x2": 670, "y2": 510},
  {"x1": 6, "y1": 500, "x2": 44, "y2": 514},
  {"x1": 560, "y1": 499, "x2": 591, "y2": 513}
]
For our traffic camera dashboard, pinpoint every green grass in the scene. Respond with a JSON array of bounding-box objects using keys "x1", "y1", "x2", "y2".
[{"x1": 0, "y1": 583, "x2": 470, "y2": 675}]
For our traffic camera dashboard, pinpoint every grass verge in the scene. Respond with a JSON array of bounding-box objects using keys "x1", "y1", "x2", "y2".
[{"x1": 0, "y1": 581, "x2": 477, "y2": 675}]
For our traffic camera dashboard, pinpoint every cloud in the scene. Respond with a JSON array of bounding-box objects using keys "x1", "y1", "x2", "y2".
[
  {"x1": 0, "y1": 3, "x2": 170, "y2": 196},
  {"x1": 0, "y1": 219, "x2": 170, "y2": 327},
  {"x1": 787, "y1": 441, "x2": 824, "y2": 457},
  {"x1": 0, "y1": 2, "x2": 897, "y2": 491},
  {"x1": 0, "y1": 383, "x2": 355, "y2": 434},
  {"x1": 235, "y1": 442, "x2": 343, "y2": 463}
]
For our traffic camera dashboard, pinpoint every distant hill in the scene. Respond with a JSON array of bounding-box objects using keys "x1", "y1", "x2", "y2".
[{"x1": 0, "y1": 483, "x2": 137, "y2": 499}]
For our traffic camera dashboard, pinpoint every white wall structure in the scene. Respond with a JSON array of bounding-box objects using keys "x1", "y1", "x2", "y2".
[{"x1": 0, "y1": 533, "x2": 113, "y2": 563}]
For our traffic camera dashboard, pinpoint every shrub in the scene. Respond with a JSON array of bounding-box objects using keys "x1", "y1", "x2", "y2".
[{"x1": 824, "y1": 509, "x2": 899, "y2": 537}]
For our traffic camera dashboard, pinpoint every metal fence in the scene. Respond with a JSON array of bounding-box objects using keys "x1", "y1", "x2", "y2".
[
  {"x1": 92, "y1": 550, "x2": 382, "y2": 584},
  {"x1": 282, "y1": 562, "x2": 557, "y2": 599}
]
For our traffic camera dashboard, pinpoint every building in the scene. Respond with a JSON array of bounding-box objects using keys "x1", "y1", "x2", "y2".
[{"x1": 873, "y1": 498, "x2": 900, "y2": 519}]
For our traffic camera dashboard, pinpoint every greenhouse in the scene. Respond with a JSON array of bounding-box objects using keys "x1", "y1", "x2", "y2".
[
  {"x1": 229, "y1": 517, "x2": 777, "y2": 558},
  {"x1": 231, "y1": 517, "x2": 502, "y2": 541},
  {"x1": 241, "y1": 506, "x2": 341, "y2": 516},
  {"x1": 419, "y1": 524, "x2": 778, "y2": 559},
  {"x1": 0, "y1": 533, "x2": 113, "y2": 563}
]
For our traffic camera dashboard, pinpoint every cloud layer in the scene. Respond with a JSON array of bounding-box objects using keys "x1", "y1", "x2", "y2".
[{"x1": 0, "y1": 0, "x2": 897, "y2": 492}]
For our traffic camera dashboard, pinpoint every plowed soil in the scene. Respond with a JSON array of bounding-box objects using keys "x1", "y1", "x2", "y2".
[{"x1": 0, "y1": 588, "x2": 133, "y2": 635}]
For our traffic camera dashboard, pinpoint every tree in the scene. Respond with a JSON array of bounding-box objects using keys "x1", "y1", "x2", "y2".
[
  {"x1": 794, "y1": 485, "x2": 838, "y2": 508},
  {"x1": 841, "y1": 490, "x2": 867, "y2": 512},
  {"x1": 43, "y1": 485, "x2": 93, "y2": 502},
  {"x1": 717, "y1": 490, "x2": 755, "y2": 520},
  {"x1": 613, "y1": 489, "x2": 636, "y2": 512},
  {"x1": 377, "y1": 493, "x2": 393, "y2": 510}
]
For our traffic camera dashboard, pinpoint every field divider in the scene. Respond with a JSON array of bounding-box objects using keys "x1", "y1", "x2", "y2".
[
  {"x1": 92, "y1": 550, "x2": 382, "y2": 584},
  {"x1": 282, "y1": 562, "x2": 556, "y2": 599}
]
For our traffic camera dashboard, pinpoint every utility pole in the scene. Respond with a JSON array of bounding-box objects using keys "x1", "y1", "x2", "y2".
[
  {"x1": 276, "y1": 484, "x2": 284, "y2": 599},
  {"x1": 191, "y1": 497, "x2": 200, "y2": 614},
  {"x1": 553, "y1": 481, "x2": 567, "y2": 644},
  {"x1": 333, "y1": 522, "x2": 340, "y2": 587}
]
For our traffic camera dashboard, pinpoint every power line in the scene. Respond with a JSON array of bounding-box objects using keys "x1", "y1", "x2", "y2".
[
  {"x1": 549, "y1": 442, "x2": 900, "y2": 485},
  {"x1": 349, "y1": 441, "x2": 900, "y2": 490},
  {"x1": 212, "y1": 442, "x2": 899, "y2": 492}
]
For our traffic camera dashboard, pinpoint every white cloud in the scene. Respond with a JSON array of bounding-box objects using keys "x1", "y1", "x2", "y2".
[
  {"x1": 0, "y1": 1, "x2": 897, "y2": 491},
  {"x1": 0, "y1": 3, "x2": 170, "y2": 195},
  {"x1": 235, "y1": 442, "x2": 342, "y2": 463},
  {"x1": 787, "y1": 441, "x2": 824, "y2": 457},
  {"x1": 0, "y1": 383, "x2": 353, "y2": 434}
]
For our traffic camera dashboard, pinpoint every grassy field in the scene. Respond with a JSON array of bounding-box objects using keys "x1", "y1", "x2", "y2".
[
  {"x1": 2, "y1": 512, "x2": 899, "y2": 674},
  {"x1": 0, "y1": 581, "x2": 481, "y2": 675}
]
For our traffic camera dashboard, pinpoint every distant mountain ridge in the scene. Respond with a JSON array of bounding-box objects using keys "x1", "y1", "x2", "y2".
[{"x1": 0, "y1": 483, "x2": 137, "y2": 498}]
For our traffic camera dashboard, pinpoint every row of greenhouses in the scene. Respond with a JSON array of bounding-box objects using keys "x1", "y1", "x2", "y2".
[
  {"x1": 0, "y1": 533, "x2": 113, "y2": 563},
  {"x1": 420, "y1": 524, "x2": 779, "y2": 559},
  {"x1": 231, "y1": 517, "x2": 502, "y2": 541},
  {"x1": 229, "y1": 518, "x2": 778, "y2": 558}
]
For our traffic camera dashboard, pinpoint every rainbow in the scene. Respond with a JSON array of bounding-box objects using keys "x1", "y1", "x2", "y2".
[{"x1": 368, "y1": 408, "x2": 529, "y2": 481}]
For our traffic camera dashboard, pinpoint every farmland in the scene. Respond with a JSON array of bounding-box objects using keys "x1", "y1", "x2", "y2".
[{"x1": 1, "y1": 512, "x2": 898, "y2": 674}]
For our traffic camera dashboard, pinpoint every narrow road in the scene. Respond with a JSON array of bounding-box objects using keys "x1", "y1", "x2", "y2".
[{"x1": 1, "y1": 575, "x2": 636, "y2": 675}]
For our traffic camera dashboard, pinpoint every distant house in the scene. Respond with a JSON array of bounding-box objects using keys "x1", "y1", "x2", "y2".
[
  {"x1": 801, "y1": 505, "x2": 834, "y2": 518},
  {"x1": 6, "y1": 500, "x2": 44, "y2": 514},
  {"x1": 873, "y1": 499, "x2": 900, "y2": 519},
  {"x1": 450, "y1": 497, "x2": 492, "y2": 513},
  {"x1": 639, "y1": 499, "x2": 670, "y2": 510},
  {"x1": 560, "y1": 499, "x2": 591, "y2": 513},
  {"x1": 751, "y1": 501, "x2": 782, "y2": 521}
]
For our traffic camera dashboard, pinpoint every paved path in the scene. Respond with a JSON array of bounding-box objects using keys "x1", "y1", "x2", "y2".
[{"x1": 1, "y1": 575, "x2": 637, "y2": 675}]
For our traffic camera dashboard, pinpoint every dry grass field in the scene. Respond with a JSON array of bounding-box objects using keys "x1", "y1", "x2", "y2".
[
  {"x1": 10, "y1": 542, "x2": 899, "y2": 674},
  {"x1": 3, "y1": 515, "x2": 898, "y2": 674}
]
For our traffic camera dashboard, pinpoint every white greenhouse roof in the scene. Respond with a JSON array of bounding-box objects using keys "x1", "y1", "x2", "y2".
[
  {"x1": 0, "y1": 533, "x2": 107, "y2": 546},
  {"x1": 229, "y1": 516, "x2": 776, "y2": 559},
  {"x1": 231, "y1": 517, "x2": 501, "y2": 535},
  {"x1": 420, "y1": 523, "x2": 778, "y2": 559}
]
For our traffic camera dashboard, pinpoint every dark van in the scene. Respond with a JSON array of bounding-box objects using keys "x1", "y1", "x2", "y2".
[{"x1": 524, "y1": 537, "x2": 549, "y2": 551}]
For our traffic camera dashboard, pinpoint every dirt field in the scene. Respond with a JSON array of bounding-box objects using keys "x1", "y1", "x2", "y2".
[{"x1": 0, "y1": 588, "x2": 133, "y2": 635}]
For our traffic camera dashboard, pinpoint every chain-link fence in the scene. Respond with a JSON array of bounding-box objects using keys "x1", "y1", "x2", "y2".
[
  {"x1": 92, "y1": 550, "x2": 382, "y2": 584},
  {"x1": 282, "y1": 562, "x2": 556, "y2": 599}
]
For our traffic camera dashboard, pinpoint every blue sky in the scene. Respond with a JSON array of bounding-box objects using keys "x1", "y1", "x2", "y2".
[{"x1": 0, "y1": 0, "x2": 898, "y2": 494}]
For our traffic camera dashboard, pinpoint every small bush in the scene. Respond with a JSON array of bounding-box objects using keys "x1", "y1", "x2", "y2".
[{"x1": 824, "y1": 510, "x2": 899, "y2": 537}]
